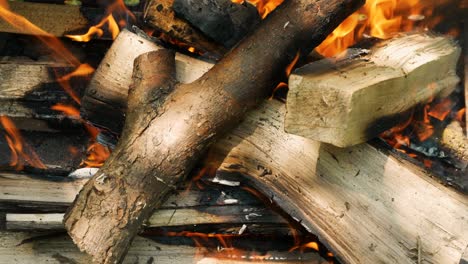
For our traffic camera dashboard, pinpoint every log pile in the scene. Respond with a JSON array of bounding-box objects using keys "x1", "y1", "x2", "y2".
[{"x1": 1, "y1": 0, "x2": 467, "y2": 264}]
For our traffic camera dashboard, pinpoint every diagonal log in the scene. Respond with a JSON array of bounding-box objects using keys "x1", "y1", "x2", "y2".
[{"x1": 63, "y1": 0, "x2": 364, "y2": 263}]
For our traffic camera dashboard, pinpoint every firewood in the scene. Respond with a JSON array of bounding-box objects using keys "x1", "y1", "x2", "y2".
[
  {"x1": 210, "y1": 100, "x2": 468, "y2": 264},
  {"x1": 465, "y1": 19, "x2": 468, "y2": 136},
  {"x1": 80, "y1": 29, "x2": 214, "y2": 132},
  {"x1": 0, "y1": 101, "x2": 81, "y2": 132},
  {"x1": 441, "y1": 121, "x2": 468, "y2": 170},
  {"x1": 0, "y1": 2, "x2": 97, "y2": 37},
  {"x1": 64, "y1": 1, "x2": 364, "y2": 262},
  {"x1": 0, "y1": 60, "x2": 77, "y2": 101},
  {"x1": 0, "y1": 231, "x2": 325, "y2": 264},
  {"x1": 144, "y1": 0, "x2": 227, "y2": 56},
  {"x1": 0, "y1": 173, "x2": 285, "y2": 228},
  {"x1": 172, "y1": 0, "x2": 260, "y2": 47},
  {"x1": 285, "y1": 32, "x2": 461, "y2": 147}
]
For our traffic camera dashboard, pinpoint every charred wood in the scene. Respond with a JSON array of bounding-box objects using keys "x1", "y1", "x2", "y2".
[
  {"x1": 285, "y1": 32, "x2": 461, "y2": 147},
  {"x1": 64, "y1": 0, "x2": 364, "y2": 262},
  {"x1": 173, "y1": 0, "x2": 260, "y2": 48},
  {"x1": 144, "y1": 0, "x2": 227, "y2": 57}
]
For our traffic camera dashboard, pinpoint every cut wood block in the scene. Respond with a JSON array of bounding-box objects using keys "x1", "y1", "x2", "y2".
[
  {"x1": 81, "y1": 29, "x2": 214, "y2": 132},
  {"x1": 0, "y1": 2, "x2": 97, "y2": 37},
  {"x1": 285, "y1": 32, "x2": 461, "y2": 147},
  {"x1": 441, "y1": 121, "x2": 468, "y2": 170}
]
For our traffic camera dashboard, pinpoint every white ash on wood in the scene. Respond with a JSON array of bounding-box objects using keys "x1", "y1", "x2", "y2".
[{"x1": 285, "y1": 32, "x2": 461, "y2": 147}]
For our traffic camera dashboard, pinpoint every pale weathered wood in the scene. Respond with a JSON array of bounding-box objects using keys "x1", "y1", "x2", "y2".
[
  {"x1": 285, "y1": 32, "x2": 461, "y2": 147},
  {"x1": 0, "y1": 2, "x2": 93, "y2": 37},
  {"x1": 441, "y1": 121, "x2": 468, "y2": 170},
  {"x1": 0, "y1": 61, "x2": 74, "y2": 101},
  {"x1": 210, "y1": 100, "x2": 468, "y2": 264},
  {"x1": 0, "y1": 231, "x2": 325, "y2": 264},
  {"x1": 81, "y1": 29, "x2": 214, "y2": 132}
]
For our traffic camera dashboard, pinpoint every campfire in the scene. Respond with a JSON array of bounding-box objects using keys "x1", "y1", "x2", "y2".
[{"x1": 0, "y1": 0, "x2": 467, "y2": 263}]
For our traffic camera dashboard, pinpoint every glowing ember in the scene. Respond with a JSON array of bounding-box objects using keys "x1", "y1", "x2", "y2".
[{"x1": 0, "y1": 116, "x2": 46, "y2": 170}]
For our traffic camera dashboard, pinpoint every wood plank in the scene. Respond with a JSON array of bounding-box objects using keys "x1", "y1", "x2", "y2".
[
  {"x1": 0, "y1": 2, "x2": 97, "y2": 37},
  {"x1": 285, "y1": 33, "x2": 461, "y2": 147},
  {"x1": 210, "y1": 100, "x2": 468, "y2": 264},
  {"x1": 0, "y1": 231, "x2": 325, "y2": 263}
]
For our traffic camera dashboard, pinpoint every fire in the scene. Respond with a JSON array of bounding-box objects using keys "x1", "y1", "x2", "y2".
[
  {"x1": 51, "y1": 104, "x2": 110, "y2": 168},
  {"x1": 0, "y1": 116, "x2": 46, "y2": 170},
  {"x1": 231, "y1": 0, "x2": 284, "y2": 19},
  {"x1": 315, "y1": 0, "x2": 451, "y2": 57},
  {"x1": 55, "y1": 64, "x2": 95, "y2": 104},
  {"x1": 66, "y1": 0, "x2": 135, "y2": 42}
]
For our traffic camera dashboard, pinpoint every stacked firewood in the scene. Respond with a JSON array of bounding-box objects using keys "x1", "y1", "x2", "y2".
[{"x1": 0, "y1": 0, "x2": 467, "y2": 264}]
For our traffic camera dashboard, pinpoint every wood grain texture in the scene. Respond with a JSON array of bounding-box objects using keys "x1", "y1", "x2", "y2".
[
  {"x1": 0, "y1": 231, "x2": 325, "y2": 264},
  {"x1": 211, "y1": 100, "x2": 468, "y2": 264},
  {"x1": 0, "y1": 2, "x2": 91, "y2": 36},
  {"x1": 285, "y1": 32, "x2": 461, "y2": 147}
]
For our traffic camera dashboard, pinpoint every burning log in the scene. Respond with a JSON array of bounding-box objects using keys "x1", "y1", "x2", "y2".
[
  {"x1": 210, "y1": 100, "x2": 468, "y2": 264},
  {"x1": 285, "y1": 32, "x2": 461, "y2": 147},
  {"x1": 80, "y1": 29, "x2": 214, "y2": 132},
  {"x1": 0, "y1": 231, "x2": 325, "y2": 263},
  {"x1": 441, "y1": 121, "x2": 468, "y2": 170},
  {"x1": 172, "y1": 0, "x2": 261, "y2": 48},
  {"x1": 0, "y1": 2, "x2": 100, "y2": 37},
  {"x1": 64, "y1": 0, "x2": 364, "y2": 262},
  {"x1": 144, "y1": 0, "x2": 227, "y2": 56},
  {"x1": 0, "y1": 173, "x2": 285, "y2": 228}
]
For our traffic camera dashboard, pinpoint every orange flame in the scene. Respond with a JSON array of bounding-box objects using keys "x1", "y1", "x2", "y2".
[
  {"x1": 316, "y1": 0, "x2": 449, "y2": 57},
  {"x1": 66, "y1": 0, "x2": 134, "y2": 42},
  {"x1": 231, "y1": 0, "x2": 284, "y2": 19},
  {"x1": 51, "y1": 104, "x2": 110, "y2": 168},
  {"x1": 0, "y1": 116, "x2": 46, "y2": 170},
  {"x1": 55, "y1": 64, "x2": 95, "y2": 104}
]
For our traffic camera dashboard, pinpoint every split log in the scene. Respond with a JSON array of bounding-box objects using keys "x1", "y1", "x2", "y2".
[
  {"x1": 441, "y1": 121, "x2": 468, "y2": 170},
  {"x1": 0, "y1": 173, "x2": 285, "y2": 228},
  {"x1": 65, "y1": 0, "x2": 364, "y2": 263},
  {"x1": 0, "y1": 231, "x2": 325, "y2": 264},
  {"x1": 173, "y1": 0, "x2": 261, "y2": 47},
  {"x1": 80, "y1": 29, "x2": 214, "y2": 132},
  {"x1": 0, "y1": 2, "x2": 100, "y2": 37},
  {"x1": 285, "y1": 32, "x2": 461, "y2": 147},
  {"x1": 143, "y1": 0, "x2": 227, "y2": 57},
  {"x1": 209, "y1": 100, "x2": 468, "y2": 264},
  {"x1": 0, "y1": 60, "x2": 79, "y2": 101},
  {"x1": 0, "y1": 101, "x2": 82, "y2": 132}
]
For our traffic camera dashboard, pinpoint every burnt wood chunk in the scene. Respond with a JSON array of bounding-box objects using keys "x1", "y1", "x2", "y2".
[
  {"x1": 144, "y1": 0, "x2": 227, "y2": 56},
  {"x1": 173, "y1": 0, "x2": 261, "y2": 47},
  {"x1": 285, "y1": 33, "x2": 461, "y2": 147}
]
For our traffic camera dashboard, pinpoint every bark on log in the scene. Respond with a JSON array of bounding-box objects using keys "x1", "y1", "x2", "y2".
[
  {"x1": 64, "y1": 1, "x2": 364, "y2": 263},
  {"x1": 80, "y1": 29, "x2": 214, "y2": 133},
  {"x1": 172, "y1": 0, "x2": 261, "y2": 47},
  {"x1": 144, "y1": 0, "x2": 227, "y2": 57},
  {"x1": 285, "y1": 32, "x2": 461, "y2": 147},
  {"x1": 209, "y1": 100, "x2": 468, "y2": 264}
]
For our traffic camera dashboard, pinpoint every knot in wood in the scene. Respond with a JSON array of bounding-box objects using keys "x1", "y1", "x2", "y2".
[{"x1": 93, "y1": 173, "x2": 115, "y2": 192}]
